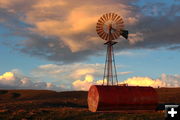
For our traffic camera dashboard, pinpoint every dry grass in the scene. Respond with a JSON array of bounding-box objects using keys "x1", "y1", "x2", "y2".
[{"x1": 0, "y1": 88, "x2": 179, "y2": 120}]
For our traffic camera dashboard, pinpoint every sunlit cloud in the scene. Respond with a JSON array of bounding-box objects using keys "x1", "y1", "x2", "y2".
[
  {"x1": 25, "y1": 2, "x2": 136, "y2": 52},
  {"x1": 121, "y1": 76, "x2": 165, "y2": 87},
  {"x1": 31, "y1": 63, "x2": 104, "y2": 80},
  {"x1": 0, "y1": 70, "x2": 64, "y2": 91},
  {"x1": 30, "y1": 63, "x2": 130, "y2": 90},
  {"x1": 121, "y1": 74, "x2": 180, "y2": 88},
  {"x1": 1, "y1": 69, "x2": 180, "y2": 91},
  {"x1": 0, "y1": 72, "x2": 14, "y2": 81},
  {"x1": 72, "y1": 73, "x2": 180, "y2": 90},
  {"x1": 72, "y1": 75, "x2": 94, "y2": 90},
  {"x1": 0, "y1": 0, "x2": 146, "y2": 63},
  {"x1": 72, "y1": 74, "x2": 108, "y2": 90},
  {"x1": 31, "y1": 63, "x2": 128, "y2": 87}
]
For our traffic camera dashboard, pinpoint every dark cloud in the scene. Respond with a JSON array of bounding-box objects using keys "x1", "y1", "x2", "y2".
[
  {"x1": 0, "y1": 0, "x2": 180, "y2": 63},
  {"x1": 19, "y1": 33, "x2": 96, "y2": 63},
  {"x1": 127, "y1": 16, "x2": 180, "y2": 49}
]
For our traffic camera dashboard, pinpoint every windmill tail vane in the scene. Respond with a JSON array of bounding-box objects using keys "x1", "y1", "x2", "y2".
[{"x1": 120, "y1": 29, "x2": 128, "y2": 39}]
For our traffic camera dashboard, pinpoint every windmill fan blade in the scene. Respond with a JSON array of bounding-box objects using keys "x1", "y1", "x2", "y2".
[
  {"x1": 96, "y1": 13, "x2": 128, "y2": 41},
  {"x1": 120, "y1": 30, "x2": 128, "y2": 39}
]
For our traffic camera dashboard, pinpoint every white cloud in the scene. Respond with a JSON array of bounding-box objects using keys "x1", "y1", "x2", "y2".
[
  {"x1": 31, "y1": 63, "x2": 129, "y2": 87},
  {"x1": 69, "y1": 68, "x2": 96, "y2": 79},
  {"x1": 31, "y1": 63, "x2": 105, "y2": 81},
  {"x1": 1, "y1": 69, "x2": 180, "y2": 91},
  {"x1": 121, "y1": 76, "x2": 165, "y2": 87},
  {"x1": 128, "y1": 32, "x2": 144, "y2": 45},
  {"x1": 117, "y1": 71, "x2": 133, "y2": 75},
  {"x1": 0, "y1": 70, "x2": 64, "y2": 91},
  {"x1": 0, "y1": 72, "x2": 21, "y2": 86},
  {"x1": 72, "y1": 74, "x2": 108, "y2": 90},
  {"x1": 115, "y1": 51, "x2": 135, "y2": 56},
  {"x1": 121, "y1": 74, "x2": 180, "y2": 88},
  {"x1": 72, "y1": 75, "x2": 94, "y2": 90},
  {"x1": 72, "y1": 73, "x2": 180, "y2": 90}
]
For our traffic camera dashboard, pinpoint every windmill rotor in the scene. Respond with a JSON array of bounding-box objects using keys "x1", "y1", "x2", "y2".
[{"x1": 96, "y1": 13, "x2": 128, "y2": 41}]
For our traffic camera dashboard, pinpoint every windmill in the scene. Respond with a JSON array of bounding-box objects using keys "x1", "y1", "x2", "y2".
[
  {"x1": 96, "y1": 13, "x2": 128, "y2": 85},
  {"x1": 87, "y1": 13, "x2": 158, "y2": 112}
]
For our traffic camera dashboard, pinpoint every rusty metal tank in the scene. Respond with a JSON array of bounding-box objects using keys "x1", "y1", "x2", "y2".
[{"x1": 88, "y1": 85, "x2": 158, "y2": 112}]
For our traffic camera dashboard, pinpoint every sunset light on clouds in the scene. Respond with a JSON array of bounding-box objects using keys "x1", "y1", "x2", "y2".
[{"x1": 0, "y1": 0, "x2": 180, "y2": 90}]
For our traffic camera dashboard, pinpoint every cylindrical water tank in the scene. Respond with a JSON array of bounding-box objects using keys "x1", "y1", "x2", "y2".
[{"x1": 88, "y1": 85, "x2": 158, "y2": 112}]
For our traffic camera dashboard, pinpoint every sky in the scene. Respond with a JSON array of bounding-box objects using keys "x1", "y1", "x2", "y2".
[{"x1": 0, "y1": 0, "x2": 180, "y2": 91}]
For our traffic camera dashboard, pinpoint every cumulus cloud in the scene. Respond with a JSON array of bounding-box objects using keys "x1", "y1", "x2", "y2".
[
  {"x1": 121, "y1": 76, "x2": 165, "y2": 87},
  {"x1": 1, "y1": 69, "x2": 180, "y2": 91},
  {"x1": 72, "y1": 73, "x2": 180, "y2": 90},
  {"x1": 121, "y1": 73, "x2": 180, "y2": 87},
  {"x1": 30, "y1": 63, "x2": 132, "y2": 90},
  {"x1": 31, "y1": 63, "x2": 104, "y2": 81},
  {"x1": 0, "y1": 70, "x2": 64, "y2": 91},
  {"x1": 31, "y1": 63, "x2": 105, "y2": 89},
  {"x1": 0, "y1": 72, "x2": 21, "y2": 87},
  {"x1": 31, "y1": 63, "x2": 129, "y2": 87},
  {"x1": 72, "y1": 75, "x2": 94, "y2": 90},
  {"x1": 1, "y1": 0, "x2": 179, "y2": 63},
  {"x1": 72, "y1": 74, "x2": 108, "y2": 90}
]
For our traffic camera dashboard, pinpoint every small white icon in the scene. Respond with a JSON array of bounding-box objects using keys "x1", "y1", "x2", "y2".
[{"x1": 168, "y1": 108, "x2": 177, "y2": 117}]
